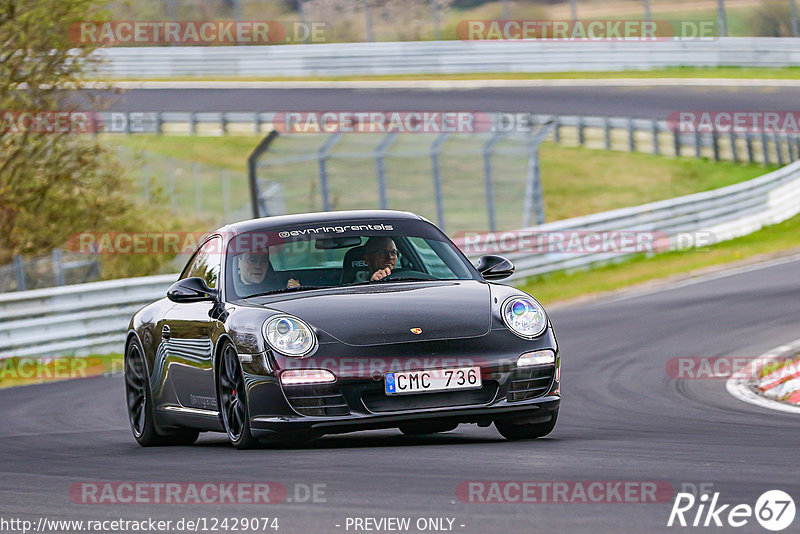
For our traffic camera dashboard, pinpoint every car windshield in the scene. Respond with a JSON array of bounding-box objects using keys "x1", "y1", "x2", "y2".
[{"x1": 225, "y1": 219, "x2": 478, "y2": 299}]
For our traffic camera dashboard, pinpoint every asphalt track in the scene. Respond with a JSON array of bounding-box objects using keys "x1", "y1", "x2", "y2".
[
  {"x1": 96, "y1": 85, "x2": 800, "y2": 118},
  {"x1": 2, "y1": 255, "x2": 799, "y2": 533}
]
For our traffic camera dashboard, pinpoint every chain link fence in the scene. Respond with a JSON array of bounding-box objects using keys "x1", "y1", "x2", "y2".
[
  {"x1": 116, "y1": 146, "x2": 253, "y2": 226},
  {"x1": 0, "y1": 250, "x2": 100, "y2": 293},
  {"x1": 251, "y1": 124, "x2": 554, "y2": 235}
]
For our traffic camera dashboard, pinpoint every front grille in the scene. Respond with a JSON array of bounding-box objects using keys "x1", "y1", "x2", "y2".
[
  {"x1": 361, "y1": 383, "x2": 498, "y2": 413},
  {"x1": 284, "y1": 384, "x2": 350, "y2": 417},
  {"x1": 507, "y1": 365, "x2": 555, "y2": 402}
]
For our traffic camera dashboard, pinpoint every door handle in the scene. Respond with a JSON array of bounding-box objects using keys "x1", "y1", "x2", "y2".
[{"x1": 162, "y1": 325, "x2": 171, "y2": 340}]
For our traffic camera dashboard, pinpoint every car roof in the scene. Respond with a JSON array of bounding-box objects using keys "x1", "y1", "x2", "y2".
[{"x1": 216, "y1": 210, "x2": 427, "y2": 236}]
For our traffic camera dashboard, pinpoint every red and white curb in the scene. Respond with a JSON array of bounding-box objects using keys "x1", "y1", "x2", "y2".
[{"x1": 726, "y1": 338, "x2": 800, "y2": 414}]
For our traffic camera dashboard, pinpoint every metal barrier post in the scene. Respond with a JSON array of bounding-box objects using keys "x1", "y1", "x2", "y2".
[
  {"x1": 651, "y1": 120, "x2": 660, "y2": 155},
  {"x1": 746, "y1": 133, "x2": 755, "y2": 164},
  {"x1": 694, "y1": 130, "x2": 702, "y2": 158},
  {"x1": 522, "y1": 121, "x2": 555, "y2": 227},
  {"x1": 375, "y1": 132, "x2": 398, "y2": 210},
  {"x1": 712, "y1": 130, "x2": 720, "y2": 161},
  {"x1": 761, "y1": 133, "x2": 771, "y2": 165},
  {"x1": 729, "y1": 132, "x2": 739, "y2": 162},
  {"x1": 483, "y1": 131, "x2": 504, "y2": 232},
  {"x1": 318, "y1": 133, "x2": 343, "y2": 212},
  {"x1": 775, "y1": 133, "x2": 785, "y2": 166},
  {"x1": 52, "y1": 249, "x2": 65, "y2": 286},
  {"x1": 247, "y1": 130, "x2": 280, "y2": 218},
  {"x1": 430, "y1": 133, "x2": 451, "y2": 231},
  {"x1": 12, "y1": 255, "x2": 25, "y2": 291},
  {"x1": 604, "y1": 117, "x2": 612, "y2": 150},
  {"x1": 628, "y1": 118, "x2": 636, "y2": 152},
  {"x1": 364, "y1": 0, "x2": 375, "y2": 42}
]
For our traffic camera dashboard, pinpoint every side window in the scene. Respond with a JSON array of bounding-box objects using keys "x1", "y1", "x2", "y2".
[{"x1": 181, "y1": 237, "x2": 221, "y2": 289}]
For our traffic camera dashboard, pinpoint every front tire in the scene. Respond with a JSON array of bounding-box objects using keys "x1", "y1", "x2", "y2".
[
  {"x1": 125, "y1": 338, "x2": 198, "y2": 446},
  {"x1": 494, "y1": 412, "x2": 558, "y2": 440},
  {"x1": 218, "y1": 341, "x2": 259, "y2": 449}
]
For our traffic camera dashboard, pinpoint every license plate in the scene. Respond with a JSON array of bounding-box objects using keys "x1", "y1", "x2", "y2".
[{"x1": 384, "y1": 366, "x2": 482, "y2": 396}]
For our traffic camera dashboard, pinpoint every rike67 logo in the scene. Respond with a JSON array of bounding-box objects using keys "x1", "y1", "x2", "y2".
[{"x1": 668, "y1": 488, "x2": 795, "y2": 531}]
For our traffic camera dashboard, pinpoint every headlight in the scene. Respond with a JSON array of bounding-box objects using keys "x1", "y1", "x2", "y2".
[
  {"x1": 263, "y1": 315, "x2": 316, "y2": 357},
  {"x1": 502, "y1": 297, "x2": 547, "y2": 338}
]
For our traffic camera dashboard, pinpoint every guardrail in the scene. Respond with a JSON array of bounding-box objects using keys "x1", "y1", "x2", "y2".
[
  {"x1": 473, "y1": 159, "x2": 800, "y2": 281},
  {"x1": 4, "y1": 120, "x2": 800, "y2": 359},
  {"x1": 101, "y1": 111, "x2": 800, "y2": 166},
  {"x1": 0, "y1": 274, "x2": 176, "y2": 359},
  {"x1": 3, "y1": 159, "x2": 799, "y2": 358},
  {"x1": 94, "y1": 38, "x2": 800, "y2": 77}
]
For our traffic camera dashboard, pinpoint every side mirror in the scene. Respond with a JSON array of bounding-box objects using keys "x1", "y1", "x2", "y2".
[
  {"x1": 167, "y1": 277, "x2": 218, "y2": 303},
  {"x1": 475, "y1": 255, "x2": 515, "y2": 281}
]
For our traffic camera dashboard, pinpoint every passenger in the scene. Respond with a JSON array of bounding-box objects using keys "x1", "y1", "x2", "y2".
[{"x1": 234, "y1": 251, "x2": 299, "y2": 295}]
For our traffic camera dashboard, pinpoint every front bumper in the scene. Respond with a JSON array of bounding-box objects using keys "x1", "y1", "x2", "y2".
[
  {"x1": 248, "y1": 395, "x2": 560, "y2": 439},
  {"x1": 241, "y1": 328, "x2": 560, "y2": 440}
]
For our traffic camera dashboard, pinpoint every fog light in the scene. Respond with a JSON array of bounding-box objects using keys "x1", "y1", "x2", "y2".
[
  {"x1": 280, "y1": 369, "x2": 336, "y2": 385},
  {"x1": 517, "y1": 350, "x2": 555, "y2": 367}
]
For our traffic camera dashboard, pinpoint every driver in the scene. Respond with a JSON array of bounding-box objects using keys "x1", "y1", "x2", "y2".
[
  {"x1": 361, "y1": 236, "x2": 399, "y2": 282},
  {"x1": 235, "y1": 251, "x2": 299, "y2": 295}
]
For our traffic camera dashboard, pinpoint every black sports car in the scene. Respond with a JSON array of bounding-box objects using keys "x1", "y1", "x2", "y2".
[{"x1": 125, "y1": 210, "x2": 560, "y2": 448}]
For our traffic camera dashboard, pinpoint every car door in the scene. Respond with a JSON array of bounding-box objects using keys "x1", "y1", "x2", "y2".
[{"x1": 162, "y1": 236, "x2": 222, "y2": 412}]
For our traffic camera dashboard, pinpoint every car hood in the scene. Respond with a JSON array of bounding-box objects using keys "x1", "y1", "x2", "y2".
[{"x1": 257, "y1": 281, "x2": 492, "y2": 346}]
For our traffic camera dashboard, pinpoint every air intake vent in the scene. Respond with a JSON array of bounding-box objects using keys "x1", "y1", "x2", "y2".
[
  {"x1": 284, "y1": 384, "x2": 350, "y2": 417},
  {"x1": 507, "y1": 366, "x2": 555, "y2": 402}
]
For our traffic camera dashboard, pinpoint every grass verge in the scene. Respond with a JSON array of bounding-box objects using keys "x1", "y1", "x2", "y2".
[
  {"x1": 520, "y1": 212, "x2": 800, "y2": 307},
  {"x1": 0, "y1": 353, "x2": 123, "y2": 389},
  {"x1": 104, "y1": 66, "x2": 800, "y2": 83},
  {"x1": 108, "y1": 134, "x2": 775, "y2": 233}
]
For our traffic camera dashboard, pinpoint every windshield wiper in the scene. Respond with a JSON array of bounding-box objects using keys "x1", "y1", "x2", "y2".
[{"x1": 244, "y1": 285, "x2": 334, "y2": 297}]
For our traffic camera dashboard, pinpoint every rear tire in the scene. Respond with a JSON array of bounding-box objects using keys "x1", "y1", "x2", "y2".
[
  {"x1": 494, "y1": 412, "x2": 558, "y2": 440},
  {"x1": 399, "y1": 422, "x2": 458, "y2": 435},
  {"x1": 218, "y1": 341, "x2": 259, "y2": 449},
  {"x1": 125, "y1": 338, "x2": 199, "y2": 447}
]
